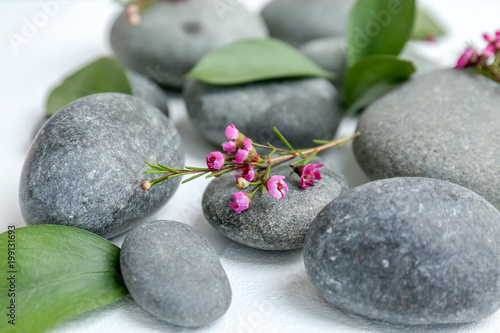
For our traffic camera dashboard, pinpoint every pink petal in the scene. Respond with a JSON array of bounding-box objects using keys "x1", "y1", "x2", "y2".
[
  {"x1": 234, "y1": 149, "x2": 250, "y2": 164},
  {"x1": 455, "y1": 48, "x2": 473, "y2": 68},
  {"x1": 225, "y1": 124, "x2": 239, "y2": 140},
  {"x1": 222, "y1": 141, "x2": 237, "y2": 154}
]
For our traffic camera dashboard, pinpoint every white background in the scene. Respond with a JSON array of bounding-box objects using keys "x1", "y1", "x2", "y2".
[{"x1": 1, "y1": 0, "x2": 500, "y2": 332}]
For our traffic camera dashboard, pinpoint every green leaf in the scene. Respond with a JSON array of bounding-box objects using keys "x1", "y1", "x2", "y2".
[
  {"x1": 347, "y1": 0, "x2": 416, "y2": 65},
  {"x1": 411, "y1": 8, "x2": 445, "y2": 41},
  {"x1": 186, "y1": 38, "x2": 334, "y2": 85},
  {"x1": 46, "y1": 57, "x2": 132, "y2": 116},
  {"x1": 273, "y1": 127, "x2": 294, "y2": 152},
  {"x1": 344, "y1": 55, "x2": 416, "y2": 113},
  {"x1": 0, "y1": 225, "x2": 128, "y2": 333}
]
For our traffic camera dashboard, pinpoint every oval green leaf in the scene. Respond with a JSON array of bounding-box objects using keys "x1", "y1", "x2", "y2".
[
  {"x1": 46, "y1": 57, "x2": 132, "y2": 116},
  {"x1": 344, "y1": 55, "x2": 416, "y2": 113},
  {"x1": 186, "y1": 38, "x2": 334, "y2": 85},
  {"x1": 0, "y1": 225, "x2": 128, "y2": 333},
  {"x1": 411, "y1": 8, "x2": 445, "y2": 41},
  {"x1": 347, "y1": 0, "x2": 416, "y2": 65}
]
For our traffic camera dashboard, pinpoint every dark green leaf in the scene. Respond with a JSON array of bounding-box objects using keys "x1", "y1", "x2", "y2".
[
  {"x1": 186, "y1": 38, "x2": 334, "y2": 85},
  {"x1": 347, "y1": 0, "x2": 416, "y2": 65},
  {"x1": 344, "y1": 55, "x2": 416, "y2": 113},
  {"x1": 411, "y1": 8, "x2": 445, "y2": 41},
  {"x1": 156, "y1": 163, "x2": 180, "y2": 172},
  {"x1": 185, "y1": 166, "x2": 210, "y2": 171},
  {"x1": 0, "y1": 225, "x2": 128, "y2": 333},
  {"x1": 46, "y1": 57, "x2": 132, "y2": 116}
]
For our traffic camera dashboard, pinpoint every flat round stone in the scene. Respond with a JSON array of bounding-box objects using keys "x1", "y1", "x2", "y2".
[
  {"x1": 202, "y1": 164, "x2": 348, "y2": 250},
  {"x1": 184, "y1": 77, "x2": 342, "y2": 150},
  {"x1": 120, "y1": 220, "x2": 232, "y2": 327},
  {"x1": 110, "y1": 0, "x2": 268, "y2": 89},
  {"x1": 305, "y1": 177, "x2": 500, "y2": 325},
  {"x1": 20, "y1": 93, "x2": 184, "y2": 238},
  {"x1": 354, "y1": 69, "x2": 500, "y2": 210}
]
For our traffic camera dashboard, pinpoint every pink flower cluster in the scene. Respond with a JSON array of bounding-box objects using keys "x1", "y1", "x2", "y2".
[
  {"x1": 204, "y1": 125, "x2": 326, "y2": 214},
  {"x1": 456, "y1": 31, "x2": 500, "y2": 68}
]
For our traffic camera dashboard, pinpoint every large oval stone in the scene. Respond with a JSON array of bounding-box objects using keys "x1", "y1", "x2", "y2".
[
  {"x1": 110, "y1": 0, "x2": 268, "y2": 89},
  {"x1": 20, "y1": 93, "x2": 184, "y2": 239},
  {"x1": 304, "y1": 177, "x2": 500, "y2": 325},
  {"x1": 261, "y1": 0, "x2": 356, "y2": 47},
  {"x1": 354, "y1": 69, "x2": 500, "y2": 210},
  {"x1": 184, "y1": 77, "x2": 342, "y2": 149},
  {"x1": 120, "y1": 220, "x2": 232, "y2": 327},
  {"x1": 202, "y1": 164, "x2": 348, "y2": 250}
]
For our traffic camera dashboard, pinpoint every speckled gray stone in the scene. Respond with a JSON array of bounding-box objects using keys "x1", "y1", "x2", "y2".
[
  {"x1": 202, "y1": 164, "x2": 348, "y2": 250},
  {"x1": 354, "y1": 69, "x2": 500, "y2": 211},
  {"x1": 300, "y1": 37, "x2": 348, "y2": 90},
  {"x1": 20, "y1": 93, "x2": 184, "y2": 239},
  {"x1": 261, "y1": 0, "x2": 356, "y2": 47},
  {"x1": 110, "y1": 0, "x2": 268, "y2": 89},
  {"x1": 120, "y1": 220, "x2": 232, "y2": 327},
  {"x1": 304, "y1": 177, "x2": 500, "y2": 325},
  {"x1": 184, "y1": 77, "x2": 342, "y2": 149}
]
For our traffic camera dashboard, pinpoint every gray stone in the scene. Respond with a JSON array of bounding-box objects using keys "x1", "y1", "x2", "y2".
[
  {"x1": 184, "y1": 77, "x2": 342, "y2": 149},
  {"x1": 120, "y1": 220, "x2": 232, "y2": 327},
  {"x1": 20, "y1": 93, "x2": 184, "y2": 239},
  {"x1": 126, "y1": 70, "x2": 169, "y2": 116},
  {"x1": 261, "y1": 0, "x2": 356, "y2": 47},
  {"x1": 300, "y1": 37, "x2": 348, "y2": 90},
  {"x1": 110, "y1": 0, "x2": 268, "y2": 89},
  {"x1": 304, "y1": 177, "x2": 500, "y2": 325},
  {"x1": 202, "y1": 164, "x2": 348, "y2": 250},
  {"x1": 354, "y1": 69, "x2": 500, "y2": 210}
]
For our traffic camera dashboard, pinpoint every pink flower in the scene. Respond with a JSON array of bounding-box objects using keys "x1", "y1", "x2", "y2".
[
  {"x1": 234, "y1": 138, "x2": 258, "y2": 164},
  {"x1": 294, "y1": 164, "x2": 324, "y2": 188},
  {"x1": 229, "y1": 192, "x2": 251, "y2": 213},
  {"x1": 206, "y1": 151, "x2": 225, "y2": 170},
  {"x1": 234, "y1": 165, "x2": 256, "y2": 182},
  {"x1": 222, "y1": 124, "x2": 240, "y2": 154},
  {"x1": 483, "y1": 44, "x2": 496, "y2": 57},
  {"x1": 265, "y1": 175, "x2": 288, "y2": 199},
  {"x1": 455, "y1": 48, "x2": 475, "y2": 68}
]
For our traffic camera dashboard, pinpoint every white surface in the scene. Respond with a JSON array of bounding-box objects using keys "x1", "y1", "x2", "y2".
[{"x1": 1, "y1": 0, "x2": 500, "y2": 332}]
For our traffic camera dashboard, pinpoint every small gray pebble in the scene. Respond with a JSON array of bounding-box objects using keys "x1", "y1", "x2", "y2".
[
  {"x1": 120, "y1": 220, "x2": 232, "y2": 327},
  {"x1": 261, "y1": 0, "x2": 356, "y2": 47},
  {"x1": 184, "y1": 77, "x2": 342, "y2": 149},
  {"x1": 20, "y1": 93, "x2": 184, "y2": 238},
  {"x1": 354, "y1": 69, "x2": 500, "y2": 210},
  {"x1": 110, "y1": 0, "x2": 268, "y2": 89},
  {"x1": 202, "y1": 164, "x2": 348, "y2": 250},
  {"x1": 304, "y1": 177, "x2": 500, "y2": 325}
]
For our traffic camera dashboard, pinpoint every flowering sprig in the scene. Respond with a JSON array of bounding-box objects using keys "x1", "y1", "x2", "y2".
[
  {"x1": 456, "y1": 31, "x2": 500, "y2": 83},
  {"x1": 142, "y1": 125, "x2": 360, "y2": 213}
]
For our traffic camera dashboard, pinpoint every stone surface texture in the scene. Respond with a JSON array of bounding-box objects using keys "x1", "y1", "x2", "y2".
[
  {"x1": 304, "y1": 177, "x2": 500, "y2": 325},
  {"x1": 184, "y1": 77, "x2": 342, "y2": 149},
  {"x1": 202, "y1": 164, "x2": 348, "y2": 250},
  {"x1": 20, "y1": 93, "x2": 184, "y2": 239},
  {"x1": 261, "y1": 0, "x2": 356, "y2": 47},
  {"x1": 354, "y1": 69, "x2": 500, "y2": 210},
  {"x1": 120, "y1": 220, "x2": 232, "y2": 327}
]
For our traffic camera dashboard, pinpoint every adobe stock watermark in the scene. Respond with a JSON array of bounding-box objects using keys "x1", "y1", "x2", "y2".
[
  {"x1": 8, "y1": 0, "x2": 69, "y2": 54},
  {"x1": 349, "y1": 0, "x2": 404, "y2": 58},
  {"x1": 212, "y1": 0, "x2": 240, "y2": 20}
]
